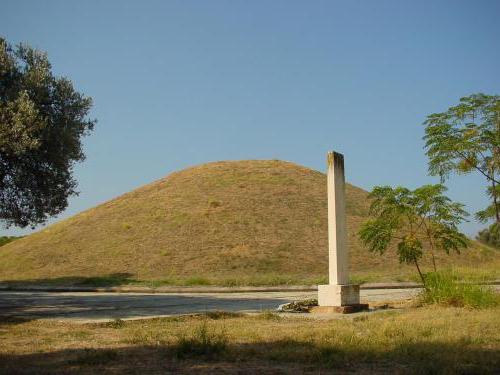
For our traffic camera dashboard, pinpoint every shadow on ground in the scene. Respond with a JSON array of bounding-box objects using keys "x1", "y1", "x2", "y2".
[{"x1": 0, "y1": 340, "x2": 497, "y2": 374}]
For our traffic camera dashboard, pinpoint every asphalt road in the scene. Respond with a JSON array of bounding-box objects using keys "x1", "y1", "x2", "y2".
[{"x1": 0, "y1": 288, "x2": 422, "y2": 322}]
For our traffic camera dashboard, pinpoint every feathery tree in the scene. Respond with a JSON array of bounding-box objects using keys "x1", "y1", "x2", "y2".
[
  {"x1": 423, "y1": 94, "x2": 500, "y2": 223},
  {"x1": 0, "y1": 38, "x2": 95, "y2": 228},
  {"x1": 359, "y1": 184, "x2": 469, "y2": 286}
]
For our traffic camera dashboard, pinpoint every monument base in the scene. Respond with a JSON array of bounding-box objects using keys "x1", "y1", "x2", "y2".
[{"x1": 318, "y1": 284, "x2": 360, "y2": 306}]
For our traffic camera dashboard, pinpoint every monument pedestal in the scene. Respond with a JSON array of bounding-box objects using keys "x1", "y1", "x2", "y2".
[
  {"x1": 317, "y1": 284, "x2": 368, "y2": 313},
  {"x1": 318, "y1": 284, "x2": 360, "y2": 306}
]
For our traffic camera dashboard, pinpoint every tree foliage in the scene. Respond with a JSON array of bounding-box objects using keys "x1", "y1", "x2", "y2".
[
  {"x1": 476, "y1": 222, "x2": 500, "y2": 249},
  {"x1": 0, "y1": 38, "x2": 95, "y2": 227},
  {"x1": 359, "y1": 184, "x2": 469, "y2": 285},
  {"x1": 423, "y1": 93, "x2": 500, "y2": 222}
]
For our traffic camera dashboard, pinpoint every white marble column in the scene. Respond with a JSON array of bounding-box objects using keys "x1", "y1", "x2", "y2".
[{"x1": 318, "y1": 151, "x2": 360, "y2": 306}]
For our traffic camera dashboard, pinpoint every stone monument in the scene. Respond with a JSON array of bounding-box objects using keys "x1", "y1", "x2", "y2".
[{"x1": 316, "y1": 151, "x2": 368, "y2": 313}]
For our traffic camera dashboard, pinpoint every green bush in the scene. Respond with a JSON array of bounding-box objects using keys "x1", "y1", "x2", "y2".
[
  {"x1": 422, "y1": 271, "x2": 499, "y2": 308},
  {"x1": 477, "y1": 222, "x2": 500, "y2": 248}
]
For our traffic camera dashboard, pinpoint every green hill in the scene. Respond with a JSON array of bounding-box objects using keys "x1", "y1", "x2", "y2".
[{"x1": 0, "y1": 160, "x2": 497, "y2": 286}]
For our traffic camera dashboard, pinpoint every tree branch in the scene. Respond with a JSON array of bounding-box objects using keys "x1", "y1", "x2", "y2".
[{"x1": 454, "y1": 149, "x2": 500, "y2": 184}]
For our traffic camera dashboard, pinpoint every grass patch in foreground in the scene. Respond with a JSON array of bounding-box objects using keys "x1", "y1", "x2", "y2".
[
  {"x1": 0, "y1": 307, "x2": 499, "y2": 373},
  {"x1": 67, "y1": 349, "x2": 119, "y2": 366},
  {"x1": 174, "y1": 320, "x2": 228, "y2": 359},
  {"x1": 422, "y1": 271, "x2": 499, "y2": 308}
]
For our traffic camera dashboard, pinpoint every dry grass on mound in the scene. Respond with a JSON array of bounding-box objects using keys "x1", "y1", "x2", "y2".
[
  {"x1": 0, "y1": 160, "x2": 498, "y2": 286},
  {"x1": 0, "y1": 306, "x2": 499, "y2": 374}
]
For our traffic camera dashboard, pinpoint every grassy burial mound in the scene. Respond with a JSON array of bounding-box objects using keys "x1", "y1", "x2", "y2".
[{"x1": 0, "y1": 160, "x2": 498, "y2": 286}]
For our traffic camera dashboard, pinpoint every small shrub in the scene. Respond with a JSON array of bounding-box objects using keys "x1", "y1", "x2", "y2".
[
  {"x1": 174, "y1": 320, "x2": 227, "y2": 358},
  {"x1": 422, "y1": 271, "x2": 499, "y2": 308},
  {"x1": 106, "y1": 318, "x2": 125, "y2": 328},
  {"x1": 258, "y1": 310, "x2": 282, "y2": 321},
  {"x1": 203, "y1": 311, "x2": 243, "y2": 320}
]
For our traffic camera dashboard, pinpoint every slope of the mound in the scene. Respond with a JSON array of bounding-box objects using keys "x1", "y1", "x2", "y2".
[{"x1": 0, "y1": 160, "x2": 497, "y2": 285}]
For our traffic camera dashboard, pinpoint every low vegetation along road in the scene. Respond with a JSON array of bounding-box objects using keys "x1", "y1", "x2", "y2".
[{"x1": 0, "y1": 289, "x2": 422, "y2": 321}]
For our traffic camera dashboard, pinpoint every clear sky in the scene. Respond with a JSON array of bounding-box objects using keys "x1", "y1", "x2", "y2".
[{"x1": 2, "y1": 0, "x2": 500, "y2": 237}]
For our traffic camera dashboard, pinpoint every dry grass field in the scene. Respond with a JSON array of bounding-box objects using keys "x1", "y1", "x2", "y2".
[
  {"x1": 0, "y1": 160, "x2": 498, "y2": 286},
  {"x1": 0, "y1": 306, "x2": 499, "y2": 374}
]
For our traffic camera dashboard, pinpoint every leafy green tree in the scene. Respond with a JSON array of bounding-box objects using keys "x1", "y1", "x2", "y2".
[
  {"x1": 0, "y1": 38, "x2": 95, "y2": 228},
  {"x1": 423, "y1": 93, "x2": 500, "y2": 222},
  {"x1": 359, "y1": 184, "x2": 469, "y2": 286}
]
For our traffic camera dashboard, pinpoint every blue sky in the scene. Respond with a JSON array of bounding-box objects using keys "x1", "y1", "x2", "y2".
[{"x1": 2, "y1": 0, "x2": 500, "y2": 236}]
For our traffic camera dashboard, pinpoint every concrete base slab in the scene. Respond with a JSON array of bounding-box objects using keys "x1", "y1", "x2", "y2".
[
  {"x1": 318, "y1": 284, "x2": 360, "y2": 306},
  {"x1": 310, "y1": 304, "x2": 369, "y2": 314}
]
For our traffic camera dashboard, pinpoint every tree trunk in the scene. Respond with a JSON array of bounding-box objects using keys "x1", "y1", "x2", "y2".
[
  {"x1": 493, "y1": 115, "x2": 500, "y2": 222},
  {"x1": 426, "y1": 228, "x2": 437, "y2": 272},
  {"x1": 492, "y1": 177, "x2": 500, "y2": 223},
  {"x1": 414, "y1": 259, "x2": 426, "y2": 288}
]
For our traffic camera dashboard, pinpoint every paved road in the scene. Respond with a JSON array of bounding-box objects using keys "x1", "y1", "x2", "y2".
[{"x1": 0, "y1": 289, "x2": 422, "y2": 322}]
